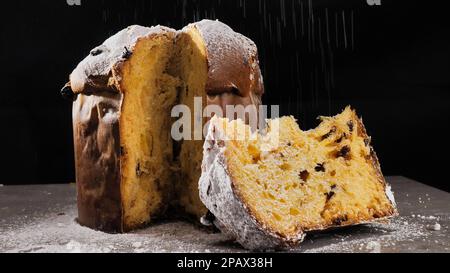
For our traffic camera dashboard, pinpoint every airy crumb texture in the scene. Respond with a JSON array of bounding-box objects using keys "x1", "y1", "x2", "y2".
[
  {"x1": 200, "y1": 107, "x2": 397, "y2": 249},
  {"x1": 119, "y1": 33, "x2": 179, "y2": 230},
  {"x1": 171, "y1": 24, "x2": 209, "y2": 219}
]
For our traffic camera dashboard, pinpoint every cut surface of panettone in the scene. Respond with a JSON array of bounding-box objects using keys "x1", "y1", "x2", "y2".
[
  {"x1": 172, "y1": 19, "x2": 265, "y2": 220},
  {"x1": 118, "y1": 31, "x2": 180, "y2": 230},
  {"x1": 199, "y1": 107, "x2": 397, "y2": 250},
  {"x1": 171, "y1": 23, "x2": 209, "y2": 219}
]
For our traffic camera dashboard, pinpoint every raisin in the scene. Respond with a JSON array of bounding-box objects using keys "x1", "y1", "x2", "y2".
[
  {"x1": 135, "y1": 162, "x2": 142, "y2": 177},
  {"x1": 287, "y1": 142, "x2": 292, "y2": 146},
  {"x1": 325, "y1": 191, "x2": 335, "y2": 201},
  {"x1": 90, "y1": 48, "x2": 103, "y2": 56},
  {"x1": 299, "y1": 170, "x2": 310, "y2": 182},
  {"x1": 122, "y1": 46, "x2": 132, "y2": 59},
  {"x1": 315, "y1": 163, "x2": 326, "y2": 172},
  {"x1": 333, "y1": 215, "x2": 348, "y2": 225},
  {"x1": 336, "y1": 146, "x2": 351, "y2": 159},
  {"x1": 335, "y1": 133, "x2": 347, "y2": 143},
  {"x1": 347, "y1": 120, "x2": 354, "y2": 132},
  {"x1": 321, "y1": 126, "x2": 337, "y2": 140}
]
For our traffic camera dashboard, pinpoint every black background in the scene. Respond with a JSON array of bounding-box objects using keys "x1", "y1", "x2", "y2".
[{"x1": 0, "y1": 0, "x2": 449, "y2": 191}]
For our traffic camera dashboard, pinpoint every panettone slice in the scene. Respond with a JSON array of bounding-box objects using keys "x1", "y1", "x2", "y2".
[{"x1": 199, "y1": 107, "x2": 397, "y2": 250}]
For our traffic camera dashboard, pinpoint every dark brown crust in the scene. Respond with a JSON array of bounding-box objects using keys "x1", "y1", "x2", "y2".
[
  {"x1": 73, "y1": 92, "x2": 123, "y2": 232},
  {"x1": 195, "y1": 20, "x2": 264, "y2": 98},
  {"x1": 355, "y1": 112, "x2": 398, "y2": 215},
  {"x1": 194, "y1": 20, "x2": 263, "y2": 115},
  {"x1": 355, "y1": 114, "x2": 385, "y2": 183}
]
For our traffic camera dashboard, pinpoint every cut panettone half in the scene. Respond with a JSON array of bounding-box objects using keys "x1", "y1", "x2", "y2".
[
  {"x1": 199, "y1": 106, "x2": 397, "y2": 250},
  {"x1": 71, "y1": 25, "x2": 180, "y2": 232}
]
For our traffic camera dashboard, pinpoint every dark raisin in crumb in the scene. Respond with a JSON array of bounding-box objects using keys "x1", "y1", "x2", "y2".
[
  {"x1": 325, "y1": 191, "x2": 335, "y2": 201},
  {"x1": 299, "y1": 170, "x2": 309, "y2": 182},
  {"x1": 321, "y1": 126, "x2": 337, "y2": 140},
  {"x1": 336, "y1": 145, "x2": 351, "y2": 159},
  {"x1": 333, "y1": 215, "x2": 348, "y2": 225},
  {"x1": 335, "y1": 133, "x2": 348, "y2": 144},
  {"x1": 372, "y1": 212, "x2": 382, "y2": 218},
  {"x1": 120, "y1": 146, "x2": 125, "y2": 155},
  {"x1": 122, "y1": 46, "x2": 132, "y2": 59},
  {"x1": 347, "y1": 120, "x2": 354, "y2": 132},
  {"x1": 287, "y1": 142, "x2": 292, "y2": 146},
  {"x1": 90, "y1": 48, "x2": 103, "y2": 56},
  {"x1": 330, "y1": 184, "x2": 337, "y2": 189},
  {"x1": 279, "y1": 153, "x2": 284, "y2": 158},
  {"x1": 315, "y1": 163, "x2": 326, "y2": 172},
  {"x1": 135, "y1": 162, "x2": 141, "y2": 177}
]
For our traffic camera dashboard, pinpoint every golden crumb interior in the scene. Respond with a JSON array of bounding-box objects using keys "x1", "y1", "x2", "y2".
[
  {"x1": 218, "y1": 107, "x2": 396, "y2": 238},
  {"x1": 119, "y1": 34, "x2": 179, "y2": 230},
  {"x1": 171, "y1": 26, "x2": 209, "y2": 219}
]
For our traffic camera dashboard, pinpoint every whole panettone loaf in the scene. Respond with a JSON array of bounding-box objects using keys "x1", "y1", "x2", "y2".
[
  {"x1": 62, "y1": 20, "x2": 264, "y2": 232},
  {"x1": 199, "y1": 107, "x2": 397, "y2": 250}
]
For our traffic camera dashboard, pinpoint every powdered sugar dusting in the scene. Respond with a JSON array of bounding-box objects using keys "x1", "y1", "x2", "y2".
[
  {"x1": 1, "y1": 177, "x2": 449, "y2": 252},
  {"x1": 301, "y1": 215, "x2": 448, "y2": 253},
  {"x1": 0, "y1": 207, "x2": 240, "y2": 253},
  {"x1": 69, "y1": 25, "x2": 176, "y2": 95}
]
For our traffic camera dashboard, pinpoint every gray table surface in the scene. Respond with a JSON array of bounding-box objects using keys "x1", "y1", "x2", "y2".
[{"x1": 0, "y1": 176, "x2": 449, "y2": 253}]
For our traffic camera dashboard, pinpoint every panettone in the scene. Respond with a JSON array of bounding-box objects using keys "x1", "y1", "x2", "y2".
[
  {"x1": 62, "y1": 20, "x2": 264, "y2": 232},
  {"x1": 172, "y1": 20, "x2": 264, "y2": 219},
  {"x1": 199, "y1": 107, "x2": 397, "y2": 250},
  {"x1": 65, "y1": 25, "x2": 179, "y2": 232}
]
